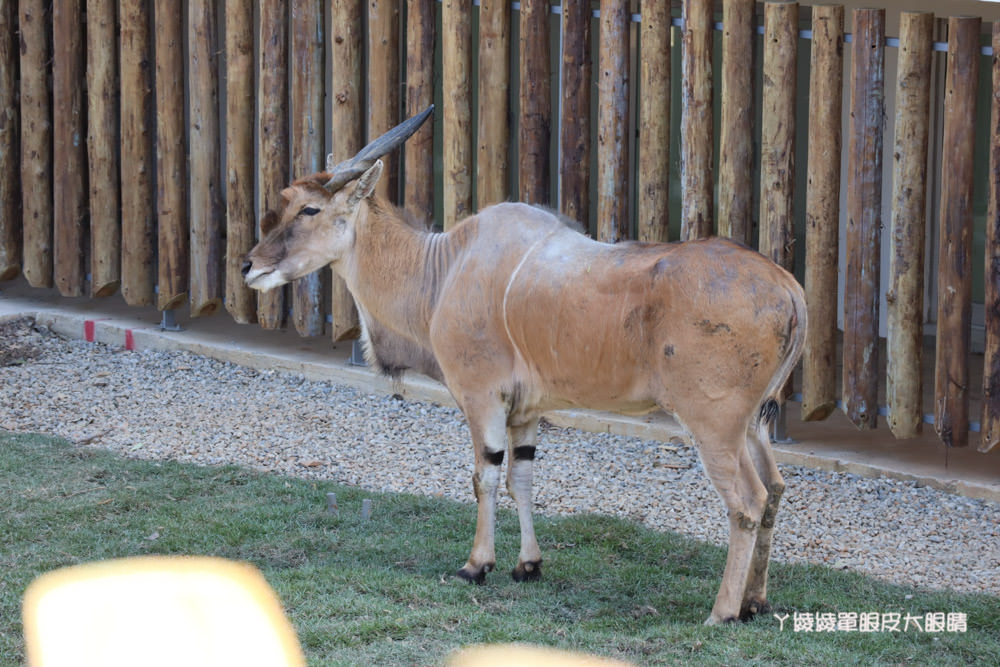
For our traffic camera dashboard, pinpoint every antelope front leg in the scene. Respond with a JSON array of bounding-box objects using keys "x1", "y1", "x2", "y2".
[
  {"x1": 507, "y1": 418, "x2": 542, "y2": 582},
  {"x1": 456, "y1": 400, "x2": 508, "y2": 585}
]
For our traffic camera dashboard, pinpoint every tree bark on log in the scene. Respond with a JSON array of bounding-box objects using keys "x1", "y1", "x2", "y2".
[
  {"x1": 558, "y1": 0, "x2": 590, "y2": 232},
  {"x1": 224, "y1": 0, "x2": 256, "y2": 323},
  {"x1": 20, "y1": 0, "x2": 53, "y2": 288},
  {"x1": 934, "y1": 16, "x2": 980, "y2": 449},
  {"x1": 86, "y1": 0, "x2": 120, "y2": 297},
  {"x1": 519, "y1": 0, "x2": 550, "y2": 205},
  {"x1": 290, "y1": 0, "x2": 325, "y2": 336},
  {"x1": 717, "y1": 0, "x2": 754, "y2": 245},
  {"x1": 842, "y1": 8, "x2": 885, "y2": 430},
  {"x1": 405, "y1": 0, "x2": 435, "y2": 221},
  {"x1": 257, "y1": 0, "x2": 289, "y2": 329},
  {"x1": 328, "y1": 0, "x2": 362, "y2": 341},
  {"x1": 680, "y1": 0, "x2": 714, "y2": 240},
  {"x1": 801, "y1": 3, "x2": 843, "y2": 422},
  {"x1": 120, "y1": 0, "x2": 155, "y2": 305},
  {"x1": 887, "y1": 11, "x2": 933, "y2": 438},
  {"x1": 442, "y1": 1, "x2": 472, "y2": 229},
  {"x1": 0, "y1": 1, "x2": 19, "y2": 281},
  {"x1": 596, "y1": 0, "x2": 629, "y2": 243}
]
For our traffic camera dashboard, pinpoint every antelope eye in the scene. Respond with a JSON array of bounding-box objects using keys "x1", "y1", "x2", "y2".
[{"x1": 300, "y1": 206, "x2": 322, "y2": 217}]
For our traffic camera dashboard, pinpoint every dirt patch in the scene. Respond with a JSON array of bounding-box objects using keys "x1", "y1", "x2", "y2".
[{"x1": 0, "y1": 317, "x2": 48, "y2": 367}]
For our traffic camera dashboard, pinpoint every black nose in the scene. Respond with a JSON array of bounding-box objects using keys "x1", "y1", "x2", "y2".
[{"x1": 241, "y1": 260, "x2": 252, "y2": 277}]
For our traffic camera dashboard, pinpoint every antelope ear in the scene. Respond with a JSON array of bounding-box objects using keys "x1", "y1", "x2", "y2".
[{"x1": 347, "y1": 160, "x2": 383, "y2": 206}]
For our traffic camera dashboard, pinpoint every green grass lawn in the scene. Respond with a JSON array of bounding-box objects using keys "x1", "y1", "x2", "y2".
[{"x1": 2, "y1": 430, "x2": 997, "y2": 666}]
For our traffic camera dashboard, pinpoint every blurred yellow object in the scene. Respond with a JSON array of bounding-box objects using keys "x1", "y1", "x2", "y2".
[
  {"x1": 22, "y1": 556, "x2": 305, "y2": 667},
  {"x1": 447, "y1": 643, "x2": 633, "y2": 667}
]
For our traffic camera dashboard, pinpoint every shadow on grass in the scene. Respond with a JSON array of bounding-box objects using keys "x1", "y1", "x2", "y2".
[{"x1": 2, "y1": 430, "x2": 997, "y2": 666}]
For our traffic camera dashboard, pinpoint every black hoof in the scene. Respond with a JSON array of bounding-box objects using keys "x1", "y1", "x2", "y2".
[
  {"x1": 511, "y1": 560, "x2": 542, "y2": 582},
  {"x1": 739, "y1": 599, "x2": 772, "y2": 621},
  {"x1": 456, "y1": 566, "x2": 488, "y2": 585}
]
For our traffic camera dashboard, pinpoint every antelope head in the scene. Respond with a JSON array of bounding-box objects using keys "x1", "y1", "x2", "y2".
[{"x1": 242, "y1": 105, "x2": 434, "y2": 291}]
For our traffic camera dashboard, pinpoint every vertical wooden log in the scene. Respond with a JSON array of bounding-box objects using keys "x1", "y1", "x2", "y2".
[
  {"x1": 982, "y1": 29, "x2": 1000, "y2": 452},
  {"x1": 680, "y1": 0, "x2": 714, "y2": 240},
  {"x1": 368, "y1": 0, "x2": 400, "y2": 202},
  {"x1": 596, "y1": 0, "x2": 629, "y2": 243},
  {"x1": 758, "y1": 1, "x2": 796, "y2": 273},
  {"x1": 154, "y1": 0, "x2": 188, "y2": 311},
  {"x1": 637, "y1": 1, "x2": 669, "y2": 243},
  {"x1": 52, "y1": 0, "x2": 87, "y2": 297},
  {"x1": 935, "y1": 16, "x2": 980, "y2": 449},
  {"x1": 86, "y1": 0, "x2": 120, "y2": 297},
  {"x1": 559, "y1": 0, "x2": 590, "y2": 230},
  {"x1": 188, "y1": 0, "x2": 223, "y2": 318},
  {"x1": 887, "y1": 12, "x2": 932, "y2": 438},
  {"x1": 120, "y1": 0, "x2": 155, "y2": 305},
  {"x1": 290, "y1": 0, "x2": 325, "y2": 336},
  {"x1": 984, "y1": 22, "x2": 1000, "y2": 453},
  {"x1": 224, "y1": 0, "x2": 255, "y2": 322},
  {"x1": 329, "y1": 0, "x2": 362, "y2": 341},
  {"x1": 717, "y1": 0, "x2": 754, "y2": 244},
  {"x1": 519, "y1": 0, "x2": 550, "y2": 205},
  {"x1": 0, "y1": 2, "x2": 21, "y2": 281},
  {"x1": 257, "y1": 0, "x2": 288, "y2": 329},
  {"x1": 843, "y1": 8, "x2": 885, "y2": 430},
  {"x1": 19, "y1": 0, "x2": 53, "y2": 288},
  {"x1": 477, "y1": 0, "x2": 511, "y2": 209},
  {"x1": 442, "y1": 1, "x2": 472, "y2": 229},
  {"x1": 801, "y1": 3, "x2": 843, "y2": 422},
  {"x1": 405, "y1": 0, "x2": 435, "y2": 221}
]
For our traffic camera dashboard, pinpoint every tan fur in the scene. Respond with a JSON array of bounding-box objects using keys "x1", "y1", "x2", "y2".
[{"x1": 244, "y1": 162, "x2": 807, "y2": 625}]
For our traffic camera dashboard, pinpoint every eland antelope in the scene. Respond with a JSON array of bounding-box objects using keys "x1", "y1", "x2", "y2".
[{"x1": 242, "y1": 106, "x2": 807, "y2": 625}]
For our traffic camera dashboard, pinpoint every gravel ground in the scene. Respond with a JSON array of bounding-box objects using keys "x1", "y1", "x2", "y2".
[{"x1": 2, "y1": 316, "x2": 998, "y2": 596}]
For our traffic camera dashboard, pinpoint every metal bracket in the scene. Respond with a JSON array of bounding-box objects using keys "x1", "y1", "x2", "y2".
[
  {"x1": 770, "y1": 402, "x2": 791, "y2": 443},
  {"x1": 159, "y1": 309, "x2": 183, "y2": 332},
  {"x1": 349, "y1": 339, "x2": 367, "y2": 366}
]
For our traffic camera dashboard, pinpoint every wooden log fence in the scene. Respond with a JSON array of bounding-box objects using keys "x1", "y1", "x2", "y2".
[
  {"x1": 758, "y1": 1, "x2": 797, "y2": 276},
  {"x1": 4, "y1": 2, "x2": 1000, "y2": 455},
  {"x1": 442, "y1": 1, "x2": 472, "y2": 229},
  {"x1": 559, "y1": 0, "x2": 590, "y2": 233},
  {"x1": 405, "y1": 0, "x2": 436, "y2": 222},
  {"x1": 154, "y1": 0, "x2": 188, "y2": 313},
  {"x1": 256, "y1": 0, "x2": 288, "y2": 330},
  {"x1": 801, "y1": 3, "x2": 843, "y2": 423},
  {"x1": 984, "y1": 22, "x2": 1000, "y2": 454},
  {"x1": 596, "y1": 0, "x2": 629, "y2": 243},
  {"x1": 119, "y1": 0, "x2": 155, "y2": 306},
  {"x1": 717, "y1": 0, "x2": 754, "y2": 245},
  {"x1": 328, "y1": 0, "x2": 362, "y2": 342},
  {"x1": 290, "y1": 0, "x2": 325, "y2": 336},
  {"x1": 476, "y1": 0, "x2": 511, "y2": 211},
  {"x1": 935, "y1": 17, "x2": 981, "y2": 449},
  {"x1": 224, "y1": 0, "x2": 256, "y2": 324},
  {"x1": 680, "y1": 0, "x2": 714, "y2": 240},
  {"x1": 887, "y1": 11, "x2": 933, "y2": 438},
  {"x1": 19, "y1": 0, "x2": 53, "y2": 289},
  {"x1": 519, "y1": 0, "x2": 550, "y2": 205},
  {"x1": 0, "y1": 1, "x2": 18, "y2": 281},
  {"x1": 86, "y1": 0, "x2": 120, "y2": 298},
  {"x1": 842, "y1": 8, "x2": 885, "y2": 431}
]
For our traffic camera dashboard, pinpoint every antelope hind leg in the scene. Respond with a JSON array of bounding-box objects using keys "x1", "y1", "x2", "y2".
[
  {"x1": 740, "y1": 421, "x2": 786, "y2": 619},
  {"x1": 697, "y1": 429, "x2": 768, "y2": 625}
]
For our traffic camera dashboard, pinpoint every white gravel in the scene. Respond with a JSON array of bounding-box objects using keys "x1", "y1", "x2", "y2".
[{"x1": 2, "y1": 316, "x2": 998, "y2": 596}]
